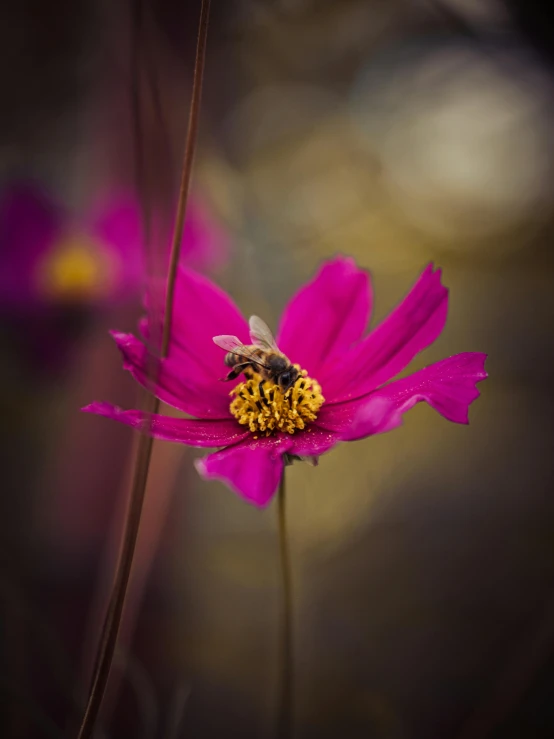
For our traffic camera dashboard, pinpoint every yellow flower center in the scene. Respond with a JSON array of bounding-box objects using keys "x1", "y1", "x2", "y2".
[
  {"x1": 230, "y1": 367, "x2": 325, "y2": 436},
  {"x1": 36, "y1": 236, "x2": 118, "y2": 300}
]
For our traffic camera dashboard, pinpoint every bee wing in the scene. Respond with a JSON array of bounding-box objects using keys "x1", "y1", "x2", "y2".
[
  {"x1": 212, "y1": 335, "x2": 270, "y2": 369},
  {"x1": 213, "y1": 335, "x2": 246, "y2": 353},
  {"x1": 249, "y1": 315, "x2": 279, "y2": 351}
]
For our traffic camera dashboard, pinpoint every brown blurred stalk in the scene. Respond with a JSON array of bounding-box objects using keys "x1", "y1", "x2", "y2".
[
  {"x1": 75, "y1": 1, "x2": 211, "y2": 737},
  {"x1": 277, "y1": 472, "x2": 294, "y2": 739},
  {"x1": 79, "y1": 431, "x2": 183, "y2": 722}
]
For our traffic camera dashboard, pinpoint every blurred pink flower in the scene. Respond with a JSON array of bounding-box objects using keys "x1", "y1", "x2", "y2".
[
  {"x1": 83, "y1": 258, "x2": 487, "y2": 506},
  {"x1": 0, "y1": 181, "x2": 227, "y2": 313}
]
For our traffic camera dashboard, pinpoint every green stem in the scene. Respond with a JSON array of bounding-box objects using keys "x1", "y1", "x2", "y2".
[{"x1": 277, "y1": 470, "x2": 293, "y2": 739}]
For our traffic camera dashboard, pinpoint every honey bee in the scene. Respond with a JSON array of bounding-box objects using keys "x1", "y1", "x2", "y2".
[{"x1": 213, "y1": 315, "x2": 300, "y2": 392}]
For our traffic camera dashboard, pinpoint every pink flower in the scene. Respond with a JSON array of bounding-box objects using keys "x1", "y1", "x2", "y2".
[
  {"x1": 83, "y1": 258, "x2": 487, "y2": 507},
  {"x1": 0, "y1": 182, "x2": 227, "y2": 312}
]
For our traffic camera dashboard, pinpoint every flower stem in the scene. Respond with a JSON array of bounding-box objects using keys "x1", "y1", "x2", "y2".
[
  {"x1": 76, "y1": 394, "x2": 157, "y2": 739},
  {"x1": 277, "y1": 471, "x2": 294, "y2": 739},
  {"x1": 75, "y1": 2, "x2": 211, "y2": 738}
]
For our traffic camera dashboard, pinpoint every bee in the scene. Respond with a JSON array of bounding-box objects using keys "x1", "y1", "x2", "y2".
[{"x1": 213, "y1": 315, "x2": 300, "y2": 392}]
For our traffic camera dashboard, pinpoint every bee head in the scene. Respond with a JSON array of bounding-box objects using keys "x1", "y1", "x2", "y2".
[{"x1": 278, "y1": 365, "x2": 299, "y2": 392}]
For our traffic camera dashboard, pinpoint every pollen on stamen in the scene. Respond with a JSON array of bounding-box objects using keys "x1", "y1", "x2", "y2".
[{"x1": 229, "y1": 366, "x2": 325, "y2": 436}]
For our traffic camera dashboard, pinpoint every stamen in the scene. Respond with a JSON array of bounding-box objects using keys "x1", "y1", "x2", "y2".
[
  {"x1": 229, "y1": 365, "x2": 325, "y2": 436},
  {"x1": 36, "y1": 237, "x2": 117, "y2": 300}
]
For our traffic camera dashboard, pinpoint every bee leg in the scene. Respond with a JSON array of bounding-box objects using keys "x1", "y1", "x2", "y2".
[{"x1": 220, "y1": 363, "x2": 250, "y2": 382}]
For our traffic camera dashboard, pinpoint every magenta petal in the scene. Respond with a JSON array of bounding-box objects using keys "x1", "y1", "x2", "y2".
[
  {"x1": 88, "y1": 194, "x2": 142, "y2": 252},
  {"x1": 372, "y1": 352, "x2": 488, "y2": 423},
  {"x1": 276, "y1": 257, "x2": 372, "y2": 379},
  {"x1": 88, "y1": 194, "x2": 144, "y2": 295},
  {"x1": 319, "y1": 397, "x2": 403, "y2": 441},
  {"x1": 180, "y1": 196, "x2": 229, "y2": 271},
  {"x1": 341, "y1": 352, "x2": 487, "y2": 440},
  {"x1": 82, "y1": 402, "x2": 249, "y2": 446},
  {"x1": 289, "y1": 427, "x2": 340, "y2": 457},
  {"x1": 324, "y1": 264, "x2": 448, "y2": 402},
  {"x1": 195, "y1": 435, "x2": 294, "y2": 507},
  {"x1": 0, "y1": 183, "x2": 62, "y2": 311},
  {"x1": 111, "y1": 331, "x2": 231, "y2": 418},
  {"x1": 144, "y1": 266, "x2": 250, "y2": 388}
]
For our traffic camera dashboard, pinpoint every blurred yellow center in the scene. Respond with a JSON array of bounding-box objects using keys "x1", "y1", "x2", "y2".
[
  {"x1": 230, "y1": 368, "x2": 324, "y2": 436},
  {"x1": 38, "y1": 237, "x2": 115, "y2": 300}
]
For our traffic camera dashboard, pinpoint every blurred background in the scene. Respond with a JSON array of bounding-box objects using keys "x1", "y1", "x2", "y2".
[{"x1": 2, "y1": 1, "x2": 554, "y2": 737}]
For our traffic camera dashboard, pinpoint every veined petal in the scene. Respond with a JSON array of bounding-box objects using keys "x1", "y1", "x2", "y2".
[
  {"x1": 82, "y1": 402, "x2": 249, "y2": 446},
  {"x1": 341, "y1": 352, "x2": 488, "y2": 441},
  {"x1": 195, "y1": 435, "x2": 294, "y2": 507},
  {"x1": 317, "y1": 397, "x2": 403, "y2": 437},
  {"x1": 324, "y1": 265, "x2": 448, "y2": 402},
  {"x1": 276, "y1": 257, "x2": 372, "y2": 379},
  {"x1": 137, "y1": 315, "x2": 223, "y2": 393},
  {"x1": 112, "y1": 331, "x2": 231, "y2": 418},
  {"x1": 289, "y1": 427, "x2": 340, "y2": 457},
  {"x1": 143, "y1": 266, "x2": 250, "y2": 388}
]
